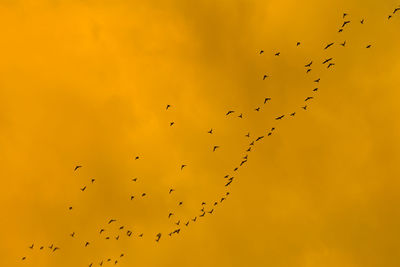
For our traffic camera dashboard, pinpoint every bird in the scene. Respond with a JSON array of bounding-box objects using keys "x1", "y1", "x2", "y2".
[
  {"x1": 305, "y1": 97, "x2": 314, "y2": 101},
  {"x1": 275, "y1": 52, "x2": 280, "y2": 56},
  {"x1": 240, "y1": 160, "x2": 247, "y2": 166},
  {"x1": 389, "y1": 15, "x2": 392, "y2": 19},
  {"x1": 181, "y1": 164, "x2": 186, "y2": 170},
  {"x1": 249, "y1": 141, "x2": 254, "y2": 146},
  {"x1": 185, "y1": 221, "x2": 189, "y2": 226},
  {"x1": 313, "y1": 88, "x2": 319, "y2": 92},
  {"x1": 268, "y1": 132, "x2": 272, "y2": 136},
  {"x1": 91, "y1": 179, "x2": 95, "y2": 183},
  {"x1": 135, "y1": 156, "x2": 139, "y2": 160},
  {"x1": 178, "y1": 201, "x2": 183, "y2": 205},
  {"x1": 120, "y1": 254, "x2": 124, "y2": 257},
  {"x1": 264, "y1": 97, "x2": 271, "y2": 104},
  {"x1": 314, "y1": 78, "x2": 320, "y2": 83},
  {"x1": 238, "y1": 113, "x2": 243, "y2": 118},
  {"x1": 275, "y1": 115, "x2": 285, "y2": 120},
  {"x1": 394, "y1": 7, "x2": 400, "y2": 14},
  {"x1": 305, "y1": 61, "x2": 313, "y2": 67},
  {"x1": 366, "y1": 44, "x2": 372, "y2": 48},
  {"x1": 108, "y1": 219, "x2": 116, "y2": 224},
  {"x1": 40, "y1": 246, "x2": 43, "y2": 250},
  {"x1": 166, "y1": 104, "x2": 171, "y2": 110},
  {"x1": 132, "y1": 178, "x2": 137, "y2": 181},
  {"x1": 263, "y1": 75, "x2": 268, "y2": 80},
  {"x1": 225, "y1": 180, "x2": 233, "y2": 187},
  {"x1": 246, "y1": 147, "x2": 251, "y2": 152},
  {"x1": 49, "y1": 244, "x2": 53, "y2": 249},
  {"x1": 323, "y1": 58, "x2": 333, "y2": 64},
  {"x1": 327, "y1": 63, "x2": 335, "y2": 68},
  {"x1": 100, "y1": 229, "x2": 105, "y2": 234},
  {"x1": 170, "y1": 122, "x2": 175, "y2": 126},
  {"x1": 213, "y1": 146, "x2": 219, "y2": 152},
  {"x1": 340, "y1": 41, "x2": 346, "y2": 47},
  {"x1": 226, "y1": 110, "x2": 234, "y2": 116},
  {"x1": 53, "y1": 247, "x2": 59, "y2": 252},
  {"x1": 233, "y1": 167, "x2": 238, "y2": 171},
  {"x1": 245, "y1": 133, "x2": 250, "y2": 137},
  {"x1": 297, "y1": 42, "x2": 301, "y2": 46},
  {"x1": 127, "y1": 231, "x2": 132, "y2": 237},
  {"x1": 343, "y1": 13, "x2": 348, "y2": 18},
  {"x1": 208, "y1": 209, "x2": 214, "y2": 214},
  {"x1": 80, "y1": 186, "x2": 86, "y2": 192},
  {"x1": 256, "y1": 136, "x2": 264, "y2": 141},
  {"x1": 302, "y1": 105, "x2": 308, "y2": 110},
  {"x1": 324, "y1": 42, "x2": 334, "y2": 49},
  {"x1": 259, "y1": 50, "x2": 264, "y2": 54},
  {"x1": 70, "y1": 232, "x2": 75, "y2": 237},
  {"x1": 290, "y1": 112, "x2": 296, "y2": 116},
  {"x1": 168, "y1": 213, "x2": 173, "y2": 218},
  {"x1": 176, "y1": 220, "x2": 180, "y2": 225},
  {"x1": 201, "y1": 202, "x2": 206, "y2": 205},
  {"x1": 208, "y1": 129, "x2": 213, "y2": 134},
  {"x1": 360, "y1": 19, "x2": 364, "y2": 24},
  {"x1": 192, "y1": 217, "x2": 197, "y2": 222},
  {"x1": 74, "y1": 165, "x2": 82, "y2": 171},
  {"x1": 342, "y1": 21, "x2": 350, "y2": 27},
  {"x1": 115, "y1": 235, "x2": 119, "y2": 240},
  {"x1": 29, "y1": 244, "x2": 34, "y2": 249},
  {"x1": 169, "y1": 188, "x2": 174, "y2": 194},
  {"x1": 338, "y1": 28, "x2": 343, "y2": 33},
  {"x1": 254, "y1": 107, "x2": 260, "y2": 112},
  {"x1": 119, "y1": 226, "x2": 124, "y2": 230},
  {"x1": 22, "y1": 257, "x2": 26, "y2": 261},
  {"x1": 85, "y1": 242, "x2": 90, "y2": 247},
  {"x1": 155, "y1": 233, "x2": 162, "y2": 242},
  {"x1": 141, "y1": 193, "x2": 146, "y2": 197},
  {"x1": 306, "y1": 69, "x2": 312, "y2": 73},
  {"x1": 199, "y1": 212, "x2": 205, "y2": 217},
  {"x1": 68, "y1": 206, "x2": 73, "y2": 210}
]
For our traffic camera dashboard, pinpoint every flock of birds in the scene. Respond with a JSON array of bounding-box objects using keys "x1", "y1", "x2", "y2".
[{"x1": 20, "y1": 6, "x2": 400, "y2": 266}]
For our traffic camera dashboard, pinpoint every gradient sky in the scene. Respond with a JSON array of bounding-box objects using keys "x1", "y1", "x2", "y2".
[{"x1": 1, "y1": 0, "x2": 400, "y2": 266}]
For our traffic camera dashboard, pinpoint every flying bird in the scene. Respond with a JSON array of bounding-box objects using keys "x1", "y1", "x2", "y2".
[
  {"x1": 74, "y1": 165, "x2": 82, "y2": 171},
  {"x1": 305, "y1": 61, "x2": 313, "y2": 67},
  {"x1": 213, "y1": 146, "x2": 220, "y2": 152},
  {"x1": 297, "y1": 42, "x2": 301, "y2": 46},
  {"x1": 155, "y1": 233, "x2": 162, "y2": 242},
  {"x1": 366, "y1": 44, "x2": 372, "y2": 48},
  {"x1": 340, "y1": 41, "x2": 346, "y2": 47},
  {"x1": 323, "y1": 58, "x2": 333, "y2": 64},
  {"x1": 306, "y1": 69, "x2": 312, "y2": 73},
  {"x1": 327, "y1": 63, "x2": 335, "y2": 68},
  {"x1": 275, "y1": 52, "x2": 280, "y2": 56},
  {"x1": 263, "y1": 75, "x2": 268, "y2": 80},
  {"x1": 360, "y1": 19, "x2": 364, "y2": 24},
  {"x1": 91, "y1": 179, "x2": 95, "y2": 183},
  {"x1": 343, "y1": 13, "x2": 348, "y2": 18},
  {"x1": 305, "y1": 97, "x2": 314, "y2": 101},
  {"x1": 170, "y1": 122, "x2": 175, "y2": 126},
  {"x1": 169, "y1": 188, "x2": 174, "y2": 194},
  {"x1": 314, "y1": 78, "x2": 320, "y2": 83},
  {"x1": 255, "y1": 107, "x2": 260, "y2": 112},
  {"x1": 80, "y1": 186, "x2": 86, "y2": 192},
  {"x1": 264, "y1": 97, "x2": 271, "y2": 104},
  {"x1": 324, "y1": 42, "x2": 334, "y2": 49},
  {"x1": 226, "y1": 110, "x2": 234, "y2": 116},
  {"x1": 85, "y1": 242, "x2": 90, "y2": 247},
  {"x1": 166, "y1": 104, "x2": 171, "y2": 110},
  {"x1": 342, "y1": 21, "x2": 350, "y2": 27},
  {"x1": 29, "y1": 244, "x2": 34, "y2": 249},
  {"x1": 208, "y1": 129, "x2": 213, "y2": 134},
  {"x1": 290, "y1": 112, "x2": 296, "y2": 116},
  {"x1": 259, "y1": 50, "x2": 264, "y2": 54},
  {"x1": 302, "y1": 105, "x2": 308, "y2": 110},
  {"x1": 238, "y1": 113, "x2": 243, "y2": 118},
  {"x1": 108, "y1": 219, "x2": 116, "y2": 224},
  {"x1": 275, "y1": 115, "x2": 285, "y2": 120},
  {"x1": 313, "y1": 88, "x2": 319, "y2": 91},
  {"x1": 181, "y1": 164, "x2": 186, "y2": 170}
]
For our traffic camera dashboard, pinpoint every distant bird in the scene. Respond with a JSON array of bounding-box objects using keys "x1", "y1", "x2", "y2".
[
  {"x1": 22, "y1": 257, "x2": 26, "y2": 260},
  {"x1": 176, "y1": 220, "x2": 180, "y2": 225},
  {"x1": 119, "y1": 226, "x2": 124, "y2": 230},
  {"x1": 306, "y1": 69, "x2": 312, "y2": 73},
  {"x1": 338, "y1": 28, "x2": 343, "y2": 33},
  {"x1": 275, "y1": 52, "x2": 280, "y2": 56},
  {"x1": 74, "y1": 165, "x2": 82, "y2": 171},
  {"x1": 213, "y1": 146, "x2": 219, "y2": 152},
  {"x1": 208, "y1": 129, "x2": 213, "y2": 134},
  {"x1": 259, "y1": 50, "x2": 264, "y2": 54},
  {"x1": 323, "y1": 58, "x2": 333, "y2": 64},
  {"x1": 156, "y1": 233, "x2": 162, "y2": 242},
  {"x1": 342, "y1": 21, "x2": 350, "y2": 27},
  {"x1": 85, "y1": 242, "x2": 90, "y2": 247},
  {"x1": 324, "y1": 42, "x2": 334, "y2": 49},
  {"x1": 168, "y1": 213, "x2": 174, "y2": 218},
  {"x1": 366, "y1": 44, "x2": 372, "y2": 48},
  {"x1": 192, "y1": 217, "x2": 197, "y2": 222},
  {"x1": 290, "y1": 112, "x2": 296, "y2": 116},
  {"x1": 80, "y1": 186, "x2": 86, "y2": 192},
  {"x1": 139, "y1": 233, "x2": 143, "y2": 237},
  {"x1": 302, "y1": 105, "x2": 308, "y2": 110},
  {"x1": 201, "y1": 202, "x2": 206, "y2": 205},
  {"x1": 268, "y1": 132, "x2": 272, "y2": 136},
  {"x1": 225, "y1": 179, "x2": 233, "y2": 187},
  {"x1": 132, "y1": 178, "x2": 137, "y2": 181},
  {"x1": 170, "y1": 122, "x2": 175, "y2": 126},
  {"x1": 70, "y1": 232, "x2": 75, "y2": 237},
  {"x1": 135, "y1": 156, "x2": 139, "y2": 160},
  {"x1": 245, "y1": 133, "x2": 250, "y2": 137},
  {"x1": 29, "y1": 244, "x2": 34, "y2": 249},
  {"x1": 181, "y1": 164, "x2": 186, "y2": 170},
  {"x1": 108, "y1": 219, "x2": 116, "y2": 224},
  {"x1": 40, "y1": 246, "x2": 43, "y2": 250},
  {"x1": 169, "y1": 189, "x2": 174, "y2": 194},
  {"x1": 305, "y1": 61, "x2": 313, "y2": 67},
  {"x1": 256, "y1": 136, "x2": 264, "y2": 141},
  {"x1": 263, "y1": 75, "x2": 268, "y2": 80},
  {"x1": 394, "y1": 7, "x2": 400, "y2": 14},
  {"x1": 91, "y1": 179, "x2": 95, "y2": 183},
  {"x1": 120, "y1": 254, "x2": 124, "y2": 257},
  {"x1": 327, "y1": 63, "x2": 335, "y2": 68},
  {"x1": 166, "y1": 104, "x2": 171, "y2": 110},
  {"x1": 343, "y1": 13, "x2": 348, "y2": 18},
  {"x1": 127, "y1": 231, "x2": 132, "y2": 237},
  {"x1": 305, "y1": 97, "x2": 314, "y2": 101},
  {"x1": 185, "y1": 221, "x2": 189, "y2": 226},
  {"x1": 264, "y1": 97, "x2": 271, "y2": 104},
  {"x1": 49, "y1": 244, "x2": 53, "y2": 249},
  {"x1": 199, "y1": 212, "x2": 205, "y2": 217},
  {"x1": 69, "y1": 206, "x2": 72, "y2": 210},
  {"x1": 340, "y1": 41, "x2": 346, "y2": 47},
  {"x1": 53, "y1": 247, "x2": 59, "y2": 252},
  {"x1": 141, "y1": 193, "x2": 146, "y2": 197},
  {"x1": 275, "y1": 115, "x2": 285, "y2": 120},
  {"x1": 297, "y1": 42, "x2": 301, "y2": 46},
  {"x1": 389, "y1": 15, "x2": 392, "y2": 19},
  {"x1": 255, "y1": 107, "x2": 260, "y2": 112},
  {"x1": 226, "y1": 110, "x2": 234, "y2": 116},
  {"x1": 314, "y1": 78, "x2": 320, "y2": 83},
  {"x1": 360, "y1": 19, "x2": 364, "y2": 24},
  {"x1": 208, "y1": 209, "x2": 214, "y2": 214},
  {"x1": 130, "y1": 196, "x2": 135, "y2": 201},
  {"x1": 233, "y1": 167, "x2": 238, "y2": 171},
  {"x1": 238, "y1": 113, "x2": 243, "y2": 118},
  {"x1": 179, "y1": 201, "x2": 183, "y2": 205},
  {"x1": 313, "y1": 88, "x2": 319, "y2": 92},
  {"x1": 246, "y1": 147, "x2": 251, "y2": 152}
]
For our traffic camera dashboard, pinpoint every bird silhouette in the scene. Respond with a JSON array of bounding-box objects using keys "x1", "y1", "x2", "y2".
[
  {"x1": 85, "y1": 242, "x2": 90, "y2": 247},
  {"x1": 179, "y1": 201, "x2": 183, "y2": 205},
  {"x1": 166, "y1": 104, "x2": 171, "y2": 110},
  {"x1": 185, "y1": 221, "x2": 189, "y2": 226},
  {"x1": 323, "y1": 58, "x2": 333, "y2": 64},
  {"x1": 245, "y1": 133, "x2": 250, "y2": 137},
  {"x1": 238, "y1": 113, "x2": 243, "y2": 118},
  {"x1": 275, "y1": 115, "x2": 285, "y2": 120},
  {"x1": 100, "y1": 229, "x2": 105, "y2": 234},
  {"x1": 181, "y1": 164, "x2": 186, "y2": 170},
  {"x1": 327, "y1": 63, "x2": 335, "y2": 68},
  {"x1": 168, "y1": 213, "x2": 174, "y2": 218},
  {"x1": 305, "y1": 97, "x2": 314, "y2": 101},
  {"x1": 275, "y1": 52, "x2": 280, "y2": 56},
  {"x1": 108, "y1": 219, "x2": 116, "y2": 224},
  {"x1": 302, "y1": 105, "x2": 308, "y2": 110},
  {"x1": 366, "y1": 44, "x2": 372, "y2": 48},
  {"x1": 343, "y1": 13, "x2": 348, "y2": 18},
  {"x1": 314, "y1": 78, "x2": 320, "y2": 83},
  {"x1": 394, "y1": 7, "x2": 400, "y2": 14},
  {"x1": 135, "y1": 156, "x2": 139, "y2": 160},
  {"x1": 226, "y1": 110, "x2": 234, "y2": 116},
  {"x1": 341, "y1": 41, "x2": 346, "y2": 47},
  {"x1": 74, "y1": 165, "x2": 82, "y2": 171},
  {"x1": 155, "y1": 233, "x2": 162, "y2": 242},
  {"x1": 255, "y1": 107, "x2": 260, "y2": 112},
  {"x1": 53, "y1": 247, "x2": 59, "y2": 252},
  {"x1": 22, "y1": 257, "x2": 26, "y2": 260},
  {"x1": 259, "y1": 50, "x2": 264, "y2": 54},
  {"x1": 297, "y1": 42, "x2": 301, "y2": 46},
  {"x1": 290, "y1": 112, "x2": 296, "y2": 116},
  {"x1": 80, "y1": 186, "x2": 86, "y2": 192},
  {"x1": 132, "y1": 178, "x2": 137, "y2": 181},
  {"x1": 338, "y1": 28, "x2": 343, "y2": 33},
  {"x1": 264, "y1": 97, "x2": 271, "y2": 104},
  {"x1": 342, "y1": 21, "x2": 350, "y2": 27},
  {"x1": 91, "y1": 179, "x2": 95, "y2": 183},
  {"x1": 306, "y1": 69, "x2": 312, "y2": 73},
  {"x1": 313, "y1": 88, "x2": 319, "y2": 91},
  {"x1": 169, "y1": 189, "x2": 174, "y2": 194},
  {"x1": 263, "y1": 75, "x2": 268, "y2": 80},
  {"x1": 141, "y1": 193, "x2": 146, "y2": 197},
  {"x1": 29, "y1": 244, "x2": 34, "y2": 249},
  {"x1": 70, "y1": 232, "x2": 75, "y2": 237},
  {"x1": 360, "y1": 19, "x2": 364, "y2": 24},
  {"x1": 324, "y1": 42, "x2": 334, "y2": 49},
  {"x1": 170, "y1": 122, "x2": 175, "y2": 126},
  {"x1": 305, "y1": 61, "x2": 313, "y2": 67},
  {"x1": 213, "y1": 146, "x2": 219, "y2": 152},
  {"x1": 208, "y1": 129, "x2": 213, "y2": 134},
  {"x1": 256, "y1": 136, "x2": 264, "y2": 141}
]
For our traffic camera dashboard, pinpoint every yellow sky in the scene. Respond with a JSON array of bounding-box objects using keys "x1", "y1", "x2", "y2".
[{"x1": 1, "y1": 0, "x2": 400, "y2": 266}]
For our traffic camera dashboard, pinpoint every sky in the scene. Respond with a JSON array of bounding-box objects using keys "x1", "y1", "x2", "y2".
[{"x1": 1, "y1": 0, "x2": 400, "y2": 266}]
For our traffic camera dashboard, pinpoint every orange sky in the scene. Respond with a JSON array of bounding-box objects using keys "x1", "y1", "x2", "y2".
[{"x1": 1, "y1": 1, "x2": 400, "y2": 266}]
